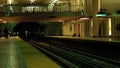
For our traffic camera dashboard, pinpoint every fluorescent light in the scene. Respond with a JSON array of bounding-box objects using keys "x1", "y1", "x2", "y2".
[
  {"x1": 50, "y1": 0, "x2": 59, "y2": 4},
  {"x1": 7, "y1": 0, "x2": 12, "y2": 4},
  {"x1": 30, "y1": 0, "x2": 35, "y2": 4},
  {"x1": 96, "y1": 14, "x2": 107, "y2": 17},
  {"x1": 80, "y1": 18, "x2": 89, "y2": 20}
]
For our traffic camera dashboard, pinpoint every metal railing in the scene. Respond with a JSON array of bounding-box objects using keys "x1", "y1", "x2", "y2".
[{"x1": 0, "y1": 4, "x2": 84, "y2": 17}]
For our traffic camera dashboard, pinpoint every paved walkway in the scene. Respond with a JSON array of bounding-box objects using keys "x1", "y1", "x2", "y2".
[
  {"x1": 0, "y1": 37, "x2": 61, "y2": 68},
  {"x1": 0, "y1": 37, "x2": 26, "y2": 68}
]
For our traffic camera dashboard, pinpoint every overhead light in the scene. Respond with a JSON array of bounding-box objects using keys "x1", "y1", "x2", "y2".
[
  {"x1": 96, "y1": 9, "x2": 107, "y2": 17},
  {"x1": 96, "y1": 11, "x2": 107, "y2": 17},
  {"x1": 58, "y1": 20, "x2": 64, "y2": 22},
  {"x1": 3, "y1": 21, "x2": 7, "y2": 24},
  {"x1": 30, "y1": 0, "x2": 35, "y2": 4},
  {"x1": 50, "y1": 0, "x2": 59, "y2": 4},
  {"x1": 7, "y1": 0, "x2": 14, "y2": 4},
  {"x1": 96, "y1": 13, "x2": 107, "y2": 17},
  {"x1": 0, "y1": 19, "x2": 2, "y2": 21},
  {"x1": 80, "y1": 18, "x2": 89, "y2": 20}
]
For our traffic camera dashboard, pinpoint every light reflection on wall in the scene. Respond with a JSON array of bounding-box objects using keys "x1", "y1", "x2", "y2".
[{"x1": 108, "y1": 18, "x2": 112, "y2": 36}]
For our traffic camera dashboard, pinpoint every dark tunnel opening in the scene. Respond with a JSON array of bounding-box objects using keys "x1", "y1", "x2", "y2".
[{"x1": 13, "y1": 22, "x2": 46, "y2": 41}]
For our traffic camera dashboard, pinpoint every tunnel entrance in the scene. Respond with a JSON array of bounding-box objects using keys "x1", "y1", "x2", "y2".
[{"x1": 13, "y1": 22, "x2": 46, "y2": 40}]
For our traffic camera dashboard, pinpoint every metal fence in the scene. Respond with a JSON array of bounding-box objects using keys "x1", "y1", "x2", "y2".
[{"x1": 0, "y1": 4, "x2": 84, "y2": 17}]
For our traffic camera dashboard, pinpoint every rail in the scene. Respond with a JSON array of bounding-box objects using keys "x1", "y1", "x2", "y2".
[
  {"x1": 29, "y1": 41, "x2": 79, "y2": 68},
  {"x1": 29, "y1": 40, "x2": 120, "y2": 68}
]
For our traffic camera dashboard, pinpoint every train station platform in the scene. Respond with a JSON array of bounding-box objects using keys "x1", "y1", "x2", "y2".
[
  {"x1": 0, "y1": 37, "x2": 61, "y2": 68},
  {"x1": 43, "y1": 36, "x2": 120, "y2": 62},
  {"x1": 46, "y1": 36, "x2": 120, "y2": 43}
]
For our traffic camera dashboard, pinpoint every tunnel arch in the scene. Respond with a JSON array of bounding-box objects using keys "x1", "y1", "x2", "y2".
[{"x1": 13, "y1": 22, "x2": 46, "y2": 40}]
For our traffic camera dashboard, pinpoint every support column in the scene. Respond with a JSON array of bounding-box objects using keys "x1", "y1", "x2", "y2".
[
  {"x1": 78, "y1": 24, "x2": 80, "y2": 37},
  {"x1": 73, "y1": 23, "x2": 76, "y2": 36},
  {"x1": 76, "y1": 21, "x2": 79, "y2": 37},
  {"x1": 73, "y1": 20, "x2": 79, "y2": 37},
  {"x1": 80, "y1": 23, "x2": 82, "y2": 37},
  {"x1": 90, "y1": 19, "x2": 93, "y2": 37},
  {"x1": 92, "y1": 0, "x2": 101, "y2": 37}
]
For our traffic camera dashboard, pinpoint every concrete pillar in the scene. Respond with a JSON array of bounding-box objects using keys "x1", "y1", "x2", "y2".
[
  {"x1": 79, "y1": 23, "x2": 82, "y2": 37},
  {"x1": 74, "y1": 23, "x2": 76, "y2": 37},
  {"x1": 90, "y1": 19, "x2": 93, "y2": 37},
  {"x1": 73, "y1": 20, "x2": 79, "y2": 37},
  {"x1": 81, "y1": 22, "x2": 85, "y2": 37},
  {"x1": 92, "y1": 0, "x2": 101, "y2": 37},
  {"x1": 76, "y1": 21, "x2": 79, "y2": 37},
  {"x1": 78, "y1": 24, "x2": 80, "y2": 37}
]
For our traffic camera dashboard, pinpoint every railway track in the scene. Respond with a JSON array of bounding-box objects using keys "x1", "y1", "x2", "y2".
[{"x1": 30, "y1": 40, "x2": 120, "y2": 68}]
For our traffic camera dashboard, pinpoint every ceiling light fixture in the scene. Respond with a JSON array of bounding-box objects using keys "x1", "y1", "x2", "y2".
[
  {"x1": 50, "y1": 0, "x2": 59, "y2": 4},
  {"x1": 7, "y1": 0, "x2": 13, "y2": 4},
  {"x1": 0, "y1": 19, "x2": 2, "y2": 21},
  {"x1": 30, "y1": 0, "x2": 35, "y2": 4}
]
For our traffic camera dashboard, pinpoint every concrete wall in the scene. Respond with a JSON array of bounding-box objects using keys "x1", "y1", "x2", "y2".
[
  {"x1": 84, "y1": 0, "x2": 92, "y2": 16},
  {"x1": 70, "y1": 0, "x2": 84, "y2": 12},
  {"x1": 62, "y1": 21, "x2": 74, "y2": 36},
  {"x1": 113, "y1": 17, "x2": 120, "y2": 37},
  {"x1": 102, "y1": 0, "x2": 120, "y2": 14},
  {"x1": 45, "y1": 22, "x2": 62, "y2": 36}
]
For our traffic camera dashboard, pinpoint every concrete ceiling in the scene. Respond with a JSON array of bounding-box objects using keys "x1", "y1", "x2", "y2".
[
  {"x1": 0, "y1": 0, "x2": 69, "y2": 5},
  {"x1": 0, "y1": 0, "x2": 73, "y2": 22},
  {"x1": 0, "y1": 0, "x2": 51, "y2": 4}
]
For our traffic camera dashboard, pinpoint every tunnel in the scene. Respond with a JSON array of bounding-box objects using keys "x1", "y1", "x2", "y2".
[{"x1": 13, "y1": 22, "x2": 46, "y2": 40}]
